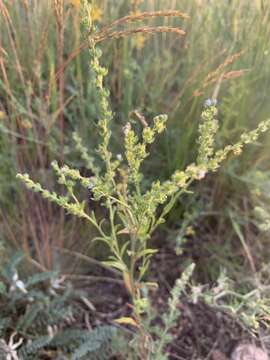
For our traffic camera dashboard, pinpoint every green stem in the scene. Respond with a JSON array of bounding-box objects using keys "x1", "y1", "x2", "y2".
[{"x1": 150, "y1": 179, "x2": 194, "y2": 235}]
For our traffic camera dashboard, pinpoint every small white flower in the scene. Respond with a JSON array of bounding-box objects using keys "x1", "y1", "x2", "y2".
[
  {"x1": 10, "y1": 272, "x2": 27, "y2": 294},
  {"x1": 15, "y1": 280, "x2": 27, "y2": 294},
  {"x1": 51, "y1": 276, "x2": 65, "y2": 289},
  {"x1": 197, "y1": 169, "x2": 206, "y2": 179},
  {"x1": 88, "y1": 176, "x2": 96, "y2": 190},
  {"x1": 123, "y1": 123, "x2": 131, "y2": 136},
  {"x1": 116, "y1": 154, "x2": 123, "y2": 161},
  {"x1": 12, "y1": 272, "x2": 18, "y2": 282}
]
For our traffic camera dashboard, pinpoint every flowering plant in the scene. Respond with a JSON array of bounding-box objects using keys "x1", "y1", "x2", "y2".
[{"x1": 16, "y1": 5, "x2": 270, "y2": 357}]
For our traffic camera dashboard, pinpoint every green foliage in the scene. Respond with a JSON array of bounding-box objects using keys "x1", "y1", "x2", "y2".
[
  {"x1": 0, "y1": 252, "x2": 73, "y2": 335},
  {"x1": 191, "y1": 267, "x2": 270, "y2": 334},
  {"x1": 17, "y1": 326, "x2": 123, "y2": 360},
  {"x1": 1, "y1": 0, "x2": 270, "y2": 277},
  {"x1": 16, "y1": 93, "x2": 270, "y2": 292},
  {"x1": 0, "y1": 251, "x2": 126, "y2": 359},
  {"x1": 70, "y1": 326, "x2": 122, "y2": 360},
  {"x1": 18, "y1": 335, "x2": 54, "y2": 359},
  {"x1": 16, "y1": 19, "x2": 270, "y2": 357},
  {"x1": 151, "y1": 263, "x2": 195, "y2": 360},
  {"x1": 2, "y1": 1, "x2": 270, "y2": 358}
]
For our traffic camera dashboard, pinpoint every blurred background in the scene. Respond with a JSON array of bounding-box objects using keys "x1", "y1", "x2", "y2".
[{"x1": 1, "y1": 0, "x2": 270, "y2": 284}]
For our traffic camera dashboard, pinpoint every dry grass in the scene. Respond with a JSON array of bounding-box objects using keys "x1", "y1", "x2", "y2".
[
  {"x1": 94, "y1": 26, "x2": 186, "y2": 43},
  {"x1": 193, "y1": 51, "x2": 245, "y2": 97},
  {"x1": 109, "y1": 10, "x2": 189, "y2": 28}
]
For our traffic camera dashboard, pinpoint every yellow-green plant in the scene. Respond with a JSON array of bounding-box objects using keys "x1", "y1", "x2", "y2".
[{"x1": 16, "y1": 19, "x2": 270, "y2": 360}]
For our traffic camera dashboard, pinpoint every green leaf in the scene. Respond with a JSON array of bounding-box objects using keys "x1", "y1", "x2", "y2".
[
  {"x1": 120, "y1": 241, "x2": 130, "y2": 257},
  {"x1": 137, "y1": 248, "x2": 158, "y2": 259},
  {"x1": 102, "y1": 260, "x2": 127, "y2": 272},
  {"x1": 25, "y1": 271, "x2": 58, "y2": 287},
  {"x1": 1, "y1": 251, "x2": 24, "y2": 281}
]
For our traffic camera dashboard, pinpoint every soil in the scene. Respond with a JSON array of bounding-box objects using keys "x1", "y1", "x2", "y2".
[{"x1": 67, "y1": 246, "x2": 269, "y2": 360}]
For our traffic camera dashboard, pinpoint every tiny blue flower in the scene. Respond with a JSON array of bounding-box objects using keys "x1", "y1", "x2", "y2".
[{"x1": 204, "y1": 98, "x2": 217, "y2": 108}]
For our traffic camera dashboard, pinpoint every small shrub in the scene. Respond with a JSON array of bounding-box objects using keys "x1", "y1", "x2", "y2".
[{"x1": 16, "y1": 12, "x2": 270, "y2": 355}]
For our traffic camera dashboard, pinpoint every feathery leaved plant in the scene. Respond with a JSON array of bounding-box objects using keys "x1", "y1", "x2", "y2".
[
  {"x1": 150, "y1": 263, "x2": 195, "y2": 360},
  {"x1": 0, "y1": 251, "x2": 127, "y2": 359},
  {"x1": 16, "y1": 4, "x2": 270, "y2": 358}
]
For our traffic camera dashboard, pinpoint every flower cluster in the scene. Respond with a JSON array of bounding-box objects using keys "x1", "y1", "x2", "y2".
[
  {"x1": 73, "y1": 132, "x2": 100, "y2": 174},
  {"x1": 16, "y1": 174, "x2": 87, "y2": 220},
  {"x1": 197, "y1": 105, "x2": 219, "y2": 165},
  {"x1": 124, "y1": 114, "x2": 168, "y2": 187}
]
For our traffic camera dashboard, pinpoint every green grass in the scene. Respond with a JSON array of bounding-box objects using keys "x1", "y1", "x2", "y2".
[{"x1": 1, "y1": 1, "x2": 270, "y2": 358}]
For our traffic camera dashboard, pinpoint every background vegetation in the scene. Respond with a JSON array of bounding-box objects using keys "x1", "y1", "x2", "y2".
[{"x1": 0, "y1": 0, "x2": 270, "y2": 358}]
